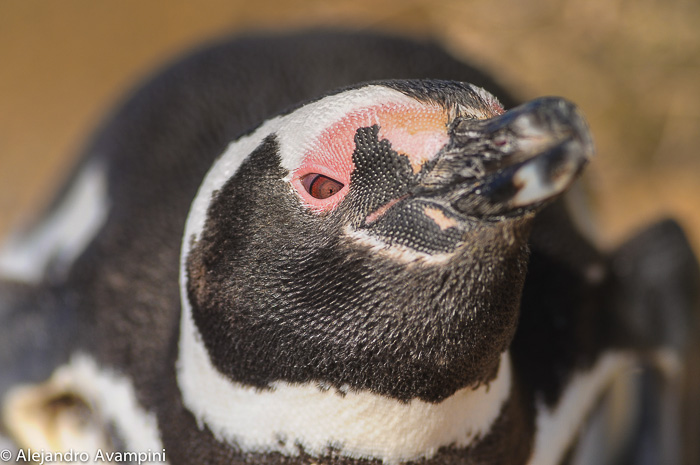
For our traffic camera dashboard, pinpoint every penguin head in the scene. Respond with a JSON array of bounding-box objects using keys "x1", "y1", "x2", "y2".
[{"x1": 179, "y1": 81, "x2": 593, "y2": 406}]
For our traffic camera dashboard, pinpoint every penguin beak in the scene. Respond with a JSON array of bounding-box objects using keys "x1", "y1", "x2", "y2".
[{"x1": 415, "y1": 97, "x2": 594, "y2": 218}]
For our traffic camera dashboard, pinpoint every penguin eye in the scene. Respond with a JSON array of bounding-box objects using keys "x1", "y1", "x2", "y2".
[{"x1": 301, "y1": 174, "x2": 345, "y2": 199}]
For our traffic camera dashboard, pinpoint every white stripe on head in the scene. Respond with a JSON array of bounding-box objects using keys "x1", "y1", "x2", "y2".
[
  {"x1": 527, "y1": 352, "x2": 637, "y2": 465},
  {"x1": 275, "y1": 86, "x2": 426, "y2": 173},
  {"x1": 0, "y1": 161, "x2": 109, "y2": 283},
  {"x1": 180, "y1": 85, "x2": 423, "y2": 262}
]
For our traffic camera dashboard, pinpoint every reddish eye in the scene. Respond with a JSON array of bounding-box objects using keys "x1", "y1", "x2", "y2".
[{"x1": 301, "y1": 174, "x2": 345, "y2": 199}]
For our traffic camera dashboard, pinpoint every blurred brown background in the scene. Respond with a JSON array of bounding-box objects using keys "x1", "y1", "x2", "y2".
[{"x1": 1, "y1": 0, "x2": 699, "y2": 253}]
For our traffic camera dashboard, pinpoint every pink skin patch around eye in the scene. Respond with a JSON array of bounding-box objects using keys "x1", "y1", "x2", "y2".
[{"x1": 291, "y1": 103, "x2": 450, "y2": 212}]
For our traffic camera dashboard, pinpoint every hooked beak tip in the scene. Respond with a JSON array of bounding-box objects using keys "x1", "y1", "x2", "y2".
[{"x1": 432, "y1": 96, "x2": 595, "y2": 218}]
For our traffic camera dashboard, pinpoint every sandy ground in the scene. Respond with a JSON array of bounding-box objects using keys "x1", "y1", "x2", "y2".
[{"x1": 1, "y1": 0, "x2": 699, "y2": 459}]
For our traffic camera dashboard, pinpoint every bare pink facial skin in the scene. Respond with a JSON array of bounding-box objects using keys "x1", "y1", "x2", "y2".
[{"x1": 290, "y1": 102, "x2": 451, "y2": 212}]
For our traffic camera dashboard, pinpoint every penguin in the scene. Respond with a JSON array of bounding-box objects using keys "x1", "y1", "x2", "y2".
[{"x1": 0, "y1": 31, "x2": 698, "y2": 465}]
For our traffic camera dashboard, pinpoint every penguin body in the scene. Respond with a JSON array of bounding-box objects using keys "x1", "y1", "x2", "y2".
[{"x1": 1, "y1": 31, "x2": 698, "y2": 465}]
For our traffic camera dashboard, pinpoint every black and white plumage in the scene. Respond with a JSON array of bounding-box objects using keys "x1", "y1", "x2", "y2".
[{"x1": 0, "y1": 31, "x2": 698, "y2": 465}]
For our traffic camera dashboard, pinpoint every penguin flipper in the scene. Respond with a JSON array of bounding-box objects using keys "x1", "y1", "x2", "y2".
[
  {"x1": 0, "y1": 280, "x2": 75, "y2": 396},
  {"x1": 609, "y1": 219, "x2": 700, "y2": 465},
  {"x1": 0, "y1": 279, "x2": 106, "y2": 454},
  {"x1": 610, "y1": 218, "x2": 700, "y2": 351}
]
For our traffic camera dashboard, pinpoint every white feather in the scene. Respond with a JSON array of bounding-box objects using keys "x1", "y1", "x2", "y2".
[
  {"x1": 0, "y1": 161, "x2": 108, "y2": 283},
  {"x1": 178, "y1": 311, "x2": 512, "y2": 464},
  {"x1": 527, "y1": 352, "x2": 637, "y2": 465}
]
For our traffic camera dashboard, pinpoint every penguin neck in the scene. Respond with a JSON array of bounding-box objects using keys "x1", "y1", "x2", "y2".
[{"x1": 177, "y1": 310, "x2": 514, "y2": 464}]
